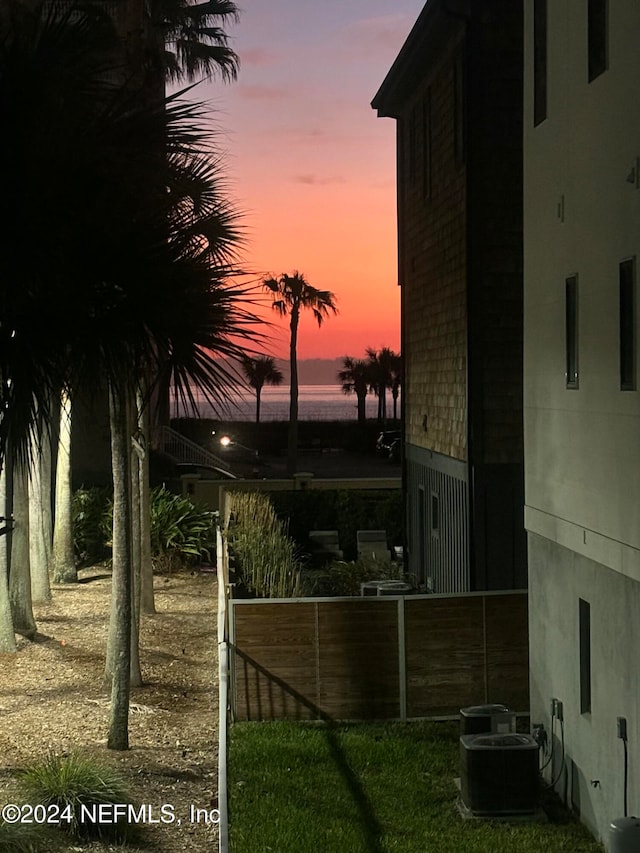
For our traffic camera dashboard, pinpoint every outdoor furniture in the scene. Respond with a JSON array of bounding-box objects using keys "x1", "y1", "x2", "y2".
[
  {"x1": 357, "y1": 530, "x2": 391, "y2": 561},
  {"x1": 308, "y1": 530, "x2": 343, "y2": 561}
]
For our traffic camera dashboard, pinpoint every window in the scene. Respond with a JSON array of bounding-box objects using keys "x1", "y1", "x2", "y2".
[
  {"x1": 620, "y1": 258, "x2": 636, "y2": 390},
  {"x1": 422, "y1": 90, "x2": 432, "y2": 199},
  {"x1": 430, "y1": 492, "x2": 440, "y2": 537},
  {"x1": 566, "y1": 275, "x2": 579, "y2": 388},
  {"x1": 533, "y1": 0, "x2": 547, "y2": 125},
  {"x1": 579, "y1": 599, "x2": 591, "y2": 714},
  {"x1": 588, "y1": 0, "x2": 608, "y2": 81}
]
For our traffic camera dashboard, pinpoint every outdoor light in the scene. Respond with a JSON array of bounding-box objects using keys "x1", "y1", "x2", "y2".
[{"x1": 219, "y1": 435, "x2": 258, "y2": 459}]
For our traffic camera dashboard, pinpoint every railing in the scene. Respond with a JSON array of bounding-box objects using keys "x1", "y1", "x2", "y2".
[{"x1": 158, "y1": 426, "x2": 231, "y2": 472}]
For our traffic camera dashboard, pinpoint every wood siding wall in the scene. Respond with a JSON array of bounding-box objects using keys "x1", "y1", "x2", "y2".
[{"x1": 230, "y1": 591, "x2": 528, "y2": 722}]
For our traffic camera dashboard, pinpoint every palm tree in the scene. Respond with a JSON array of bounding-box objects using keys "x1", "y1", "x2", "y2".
[
  {"x1": 390, "y1": 351, "x2": 403, "y2": 422},
  {"x1": 338, "y1": 357, "x2": 370, "y2": 426},
  {"x1": 0, "y1": 1, "x2": 258, "y2": 749},
  {"x1": 241, "y1": 355, "x2": 284, "y2": 423},
  {"x1": 366, "y1": 346, "x2": 398, "y2": 423},
  {"x1": 263, "y1": 272, "x2": 337, "y2": 474},
  {"x1": 151, "y1": 0, "x2": 239, "y2": 84}
]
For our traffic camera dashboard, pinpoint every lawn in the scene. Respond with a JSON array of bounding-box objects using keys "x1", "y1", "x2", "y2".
[{"x1": 228, "y1": 720, "x2": 603, "y2": 853}]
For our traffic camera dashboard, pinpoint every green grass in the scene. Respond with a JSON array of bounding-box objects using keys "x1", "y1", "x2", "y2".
[{"x1": 228, "y1": 720, "x2": 604, "y2": 853}]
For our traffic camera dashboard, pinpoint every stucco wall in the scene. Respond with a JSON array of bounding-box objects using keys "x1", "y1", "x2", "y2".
[
  {"x1": 529, "y1": 535, "x2": 640, "y2": 844},
  {"x1": 524, "y1": 0, "x2": 640, "y2": 551}
]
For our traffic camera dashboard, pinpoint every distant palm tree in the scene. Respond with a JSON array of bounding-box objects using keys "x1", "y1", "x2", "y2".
[
  {"x1": 390, "y1": 351, "x2": 403, "y2": 422},
  {"x1": 366, "y1": 346, "x2": 396, "y2": 422},
  {"x1": 263, "y1": 272, "x2": 337, "y2": 474},
  {"x1": 241, "y1": 355, "x2": 284, "y2": 423},
  {"x1": 338, "y1": 357, "x2": 370, "y2": 426}
]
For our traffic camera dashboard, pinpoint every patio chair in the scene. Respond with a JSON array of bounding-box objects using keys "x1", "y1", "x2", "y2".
[
  {"x1": 356, "y1": 529, "x2": 391, "y2": 561},
  {"x1": 308, "y1": 530, "x2": 344, "y2": 561}
]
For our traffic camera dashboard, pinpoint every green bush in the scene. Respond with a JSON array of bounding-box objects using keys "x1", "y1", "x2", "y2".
[
  {"x1": 71, "y1": 487, "x2": 111, "y2": 564},
  {"x1": 71, "y1": 486, "x2": 217, "y2": 572},
  {"x1": 304, "y1": 555, "x2": 405, "y2": 597},
  {"x1": 226, "y1": 491, "x2": 302, "y2": 598},
  {"x1": 149, "y1": 487, "x2": 217, "y2": 572},
  {"x1": 19, "y1": 754, "x2": 135, "y2": 843}
]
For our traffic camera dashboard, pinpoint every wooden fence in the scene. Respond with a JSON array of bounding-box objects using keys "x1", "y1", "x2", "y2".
[{"x1": 229, "y1": 591, "x2": 528, "y2": 721}]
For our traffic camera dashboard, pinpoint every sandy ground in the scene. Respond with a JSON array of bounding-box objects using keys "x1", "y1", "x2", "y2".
[{"x1": 0, "y1": 567, "x2": 219, "y2": 852}]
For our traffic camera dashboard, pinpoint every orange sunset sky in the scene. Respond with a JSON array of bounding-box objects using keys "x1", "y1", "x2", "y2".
[{"x1": 191, "y1": 0, "x2": 425, "y2": 360}]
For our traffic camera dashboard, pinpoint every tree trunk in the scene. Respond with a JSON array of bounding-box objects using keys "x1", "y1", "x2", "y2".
[
  {"x1": 287, "y1": 308, "x2": 299, "y2": 476},
  {"x1": 138, "y1": 389, "x2": 155, "y2": 615},
  {"x1": 29, "y1": 424, "x2": 52, "y2": 602},
  {"x1": 52, "y1": 391, "x2": 77, "y2": 583},
  {"x1": 106, "y1": 383, "x2": 131, "y2": 751},
  {"x1": 9, "y1": 463, "x2": 37, "y2": 639},
  {"x1": 129, "y1": 392, "x2": 143, "y2": 687},
  {"x1": 255, "y1": 388, "x2": 261, "y2": 423},
  {"x1": 356, "y1": 391, "x2": 367, "y2": 425},
  {"x1": 0, "y1": 460, "x2": 16, "y2": 653}
]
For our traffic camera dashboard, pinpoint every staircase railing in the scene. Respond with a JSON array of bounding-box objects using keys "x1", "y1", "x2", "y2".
[{"x1": 158, "y1": 426, "x2": 232, "y2": 472}]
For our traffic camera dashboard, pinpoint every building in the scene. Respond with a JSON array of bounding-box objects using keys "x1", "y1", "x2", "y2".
[
  {"x1": 372, "y1": 0, "x2": 526, "y2": 593},
  {"x1": 524, "y1": 0, "x2": 640, "y2": 843}
]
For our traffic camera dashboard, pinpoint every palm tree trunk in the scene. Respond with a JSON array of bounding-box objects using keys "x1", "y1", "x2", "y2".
[
  {"x1": 52, "y1": 391, "x2": 77, "y2": 583},
  {"x1": 138, "y1": 388, "x2": 155, "y2": 615},
  {"x1": 0, "y1": 460, "x2": 16, "y2": 653},
  {"x1": 29, "y1": 422, "x2": 52, "y2": 603},
  {"x1": 107, "y1": 382, "x2": 132, "y2": 750},
  {"x1": 356, "y1": 391, "x2": 366, "y2": 425},
  {"x1": 9, "y1": 463, "x2": 37, "y2": 639},
  {"x1": 129, "y1": 390, "x2": 143, "y2": 687},
  {"x1": 255, "y1": 388, "x2": 261, "y2": 423},
  {"x1": 287, "y1": 309, "x2": 300, "y2": 475}
]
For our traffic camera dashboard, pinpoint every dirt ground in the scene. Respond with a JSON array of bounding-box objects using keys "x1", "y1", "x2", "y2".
[{"x1": 0, "y1": 567, "x2": 219, "y2": 852}]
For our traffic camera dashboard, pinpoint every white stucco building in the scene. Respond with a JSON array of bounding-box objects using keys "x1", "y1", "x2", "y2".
[{"x1": 524, "y1": 0, "x2": 640, "y2": 843}]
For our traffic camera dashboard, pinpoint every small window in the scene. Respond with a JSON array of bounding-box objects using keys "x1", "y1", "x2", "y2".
[
  {"x1": 533, "y1": 0, "x2": 547, "y2": 125},
  {"x1": 422, "y1": 90, "x2": 432, "y2": 200},
  {"x1": 566, "y1": 275, "x2": 579, "y2": 388},
  {"x1": 588, "y1": 0, "x2": 608, "y2": 81},
  {"x1": 430, "y1": 492, "x2": 439, "y2": 537},
  {"x1": 579, "y1": 599, "x2": 591, "y2": 714},
  {"x1": 620, "y1": 258, "x2": 636, "y2": 390}
]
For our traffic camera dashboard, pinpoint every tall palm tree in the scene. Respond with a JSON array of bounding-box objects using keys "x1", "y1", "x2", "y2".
[
  {"x1": 338, "y1": 357, "x2": 370, "y2": 426},
  {"x1": 263, "y1": 272, "x2": 337, "y2": 474},
  {"x1": 151, "y1": 0, "x2": 239, "y2": 84},
  {"x1": 241, "y1": 354, "x2": 284, "y2": 423},
  {"x1": 366, "y1": 346, "x2": 398, "y2": 423},
  {"x1": 0, "y1": 1, "x2": 258, "y2": 749}
]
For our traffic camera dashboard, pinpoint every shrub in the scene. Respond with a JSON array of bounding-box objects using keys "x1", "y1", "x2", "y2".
[
  {"x1": 19, "y1": 754, "x2": 135, "y2": 842},
  {"x1": 149, "y1": 487, "x2": 217, "y2": 572},
  {"x1": 226, "y1": 491, "x2": 302, "y2": 598},
  {"x1": 304, "y1": 555, "x2": 405, "y2": 597},
  {"x1": 71, "y1": 486, "x2": 217, "y2": 572},
  {"x1": 71, "y1": 487, "x2": 111, "y2": 564}
]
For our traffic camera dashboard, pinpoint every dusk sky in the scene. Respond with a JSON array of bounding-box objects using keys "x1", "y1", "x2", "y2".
[{"x1": 193, "y1": 0, "x2": 425, "y2": 359}]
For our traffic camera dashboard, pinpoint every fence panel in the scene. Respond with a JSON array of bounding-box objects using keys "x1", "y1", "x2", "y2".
[{"x1": 230, "y1": 592, "x2": 528, "y2": 722}]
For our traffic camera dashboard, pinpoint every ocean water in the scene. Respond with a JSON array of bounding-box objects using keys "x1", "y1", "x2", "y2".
[{"x1": 174, "y1": 385, "x2": 399, "y2": 422}]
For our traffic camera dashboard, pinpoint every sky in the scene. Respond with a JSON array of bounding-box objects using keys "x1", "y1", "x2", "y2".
[{"x1": 192, "y1": 0, "x2": 426, "y2": 359}]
